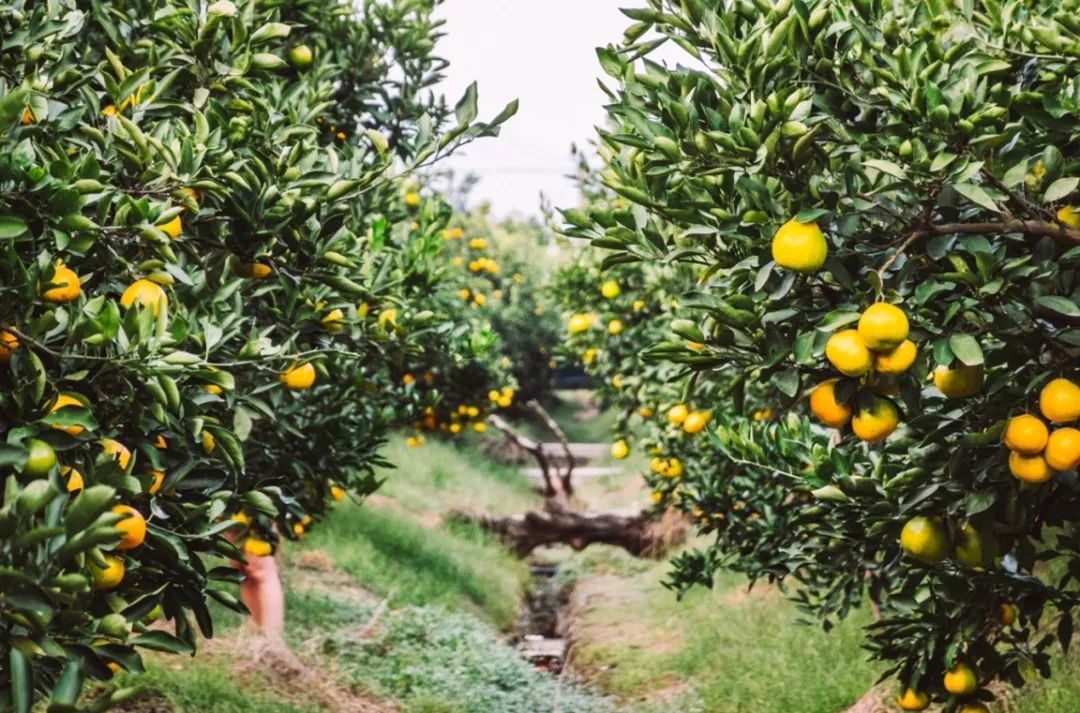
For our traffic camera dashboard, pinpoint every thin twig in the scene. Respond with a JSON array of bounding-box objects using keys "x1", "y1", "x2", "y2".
[{"x1": 526, "y1": 399, "x2": 576, "y2": 497}]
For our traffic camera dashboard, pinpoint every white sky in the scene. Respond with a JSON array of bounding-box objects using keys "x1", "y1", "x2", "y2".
[{"x1": 432, "y1": 1, "x2": 640, "y2": 218}]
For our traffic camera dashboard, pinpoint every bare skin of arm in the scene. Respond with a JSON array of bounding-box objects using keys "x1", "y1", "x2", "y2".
[{"x1": 238, "y1": 552, "x2": 285, "y2": 637}]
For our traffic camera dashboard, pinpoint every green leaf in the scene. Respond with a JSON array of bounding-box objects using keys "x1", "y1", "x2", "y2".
[
  {"x1": 864, "y1": 159, "x2": 908, "y2": 182},
  {"x1": 9, "y1": 647, "x2": 31, "y2": 713},
  {"x1": 0, "y1": 216, "x2": 28, "y2": 239},
  {"x1": 454, "y1": 82, "x2": 478, "y2": 126},
  {"x1": 951, "y1": 183, "x2": 999, "y2": 213},
  {"x1": 1044, "y1": 177, "x2": 1079, "y2": 204},
  {"x1": 129, "y1": 631, "x2": 195, "y2": 654},
  {"x1": 1036, "y1": 295, "x2": 1080, "y2": 318},
  {"x1": 948, "y1": 333, "x2": 983, "y2": 366}
]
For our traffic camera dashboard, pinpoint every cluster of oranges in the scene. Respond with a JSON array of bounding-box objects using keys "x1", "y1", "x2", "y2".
[
  {"x1": 1002, "y1": 378, "x2": 1080, "y2": 482},
  {"x1": 810, "y1": 302, "x2": 915, "y2": 441},
  {"x1": 667, "y1": 403, "x2": 711, "y2": 434}
]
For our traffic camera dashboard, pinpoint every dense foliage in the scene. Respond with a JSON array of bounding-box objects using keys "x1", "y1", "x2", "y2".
[
  {"x1": 562, "y1": 0, "x2": 1080, "y2": 708},
  {"x1": 0, "y1": 0, "x2": 515, "y2": 709}
]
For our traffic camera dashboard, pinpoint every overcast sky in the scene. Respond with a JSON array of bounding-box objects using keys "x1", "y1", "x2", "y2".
[{"x1": 432, "y1": 1, "x2": 639, "y2": 218}]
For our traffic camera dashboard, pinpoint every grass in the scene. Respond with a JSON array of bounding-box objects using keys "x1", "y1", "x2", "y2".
[
  {"x1": 565, "y1": 547, "x2": 879, "y2": 713},
  {"x1": 301, "y1": 588, "x2": 620, "y2": 713},
  {"x1": 292, "y1": 434, "x2": 533, "y2": 629},
  {"x1": 111, "y1": 659, "x2": 325, "y2": 713}
]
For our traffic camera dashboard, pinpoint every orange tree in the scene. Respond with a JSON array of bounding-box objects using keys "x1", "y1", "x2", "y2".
[
  {"x1": 563, "y1": 0, "x2": 1080, "y2": 709},
  {"x1": 0, "y1": 0, "x2": 514, "y2": 709}
]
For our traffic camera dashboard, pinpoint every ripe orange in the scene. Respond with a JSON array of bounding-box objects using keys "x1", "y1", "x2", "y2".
[
  {"x1": 100, "y1": 438, "x2": 132, "y2": 470},
  {"x1": 851, "y1": 397, "x2": 899, "y2": 441},
  {"x1": 243, "y1": 537, "x2": 273, "y2": 557},
  {"x1": 600, "y1": 280, "x2": 620, "y2": 299},
  {"x1": 40, "y1": 263, "x2": 81, "y2": 303},
  {"x1": 857, "y1": 303, "x2": 909, "y2": 351},
  {"x1": 1057, "y1": 204, "x2": 1080, "y2": 229},
  {"x1": 1009, "y1": 451, "x2": 1053, "y2": 483},
  {"x1": 667, "y1": 404, "x2": 689, "y2": 425},
  {"x1": 568, "y1": 313, "x2": 593, "y2": 333},
  {"x1": 0, "y1": 328, "x2": 20, "y2": 362},
  {"x1": 48, "y1": 392, "x2": 87, "y2": 435},
  {"x1": 896, "y1": 687, "x2": 930, "y2": 711},
  {"x1": 957, "y1": 704, "x2": 990, "y2": 713},
  {"x1": 1003, "y1": 414, "x2": 1048, "y2": 455},
  {"x1": 234, "y1": 260, "x2": 273, "y2": 279},
  {"x1": 610, "y1": 439, "x2": 629, "y2": 459},
  {"x1": 120, "y1": 279, "x2": 168, "y2": 317},
  {"x1": 943, "y1": 660, "x2": 977, "y2": 695},
  {"x1": 809, "y1": 379, "x2": 852, "y2": 427},
  {"x1": 683, "y1": 410, "x2": 711, "y2": 434},
  {"x1": 331, "y1": 484, "x2": 346, "y2": 501},
  {"x1": 147, "y1": 469, "x2": 166, "y2": 494},
  {"x1": 1045, "y1": 427, "x2": 1080, "y2": 471},
  {"x1": 61, "y1": 465, "x2": 84, "y2": 492},
  {"x1": 873, "y1": 339, "x2": 917, "y2": 375},
  {"x1": 900, "y1": 515, "x2": 949, "y2": 564},
  {"x1": 113, "y1": 505, "x2": 147, "y2": 550},
  {"x1": 771, "y1": 218, "x2": 827, "y2": 272},
  {"x1": 157, "y1": 215, "x2": 182, "y2": 239},
  {"x1": 999, "y1": 602, "x2": 1018, "y2": 626},
  {"x1": 279, "y1": 362, "x2": 316, "y2": 390},
  {"x1": 321, "y1": 308, "x2": 345, "y2": 333},
  {"x1": 608, "y1": 319, "x2": 624, "y2": 335},
  {"x1": 1039, "y1": 377, "x2": 1080, "y2": 422},
  {"x1": 201, "y1": 430, "x2": 216, "y2": 454},
  {"x1": 933, "y1": 363, "x2": 984, "y2": 398},
  {"x1": 825, "y1": 329, "x2": 872, "y2": 376},
  {"x1": 90, "y1": 555, "x2": 125, "y2": 590}
]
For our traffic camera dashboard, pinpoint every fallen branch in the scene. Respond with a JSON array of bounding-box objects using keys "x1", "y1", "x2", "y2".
[{"x1": 453, "y1": 506, "x2": 686, "y2": 558}]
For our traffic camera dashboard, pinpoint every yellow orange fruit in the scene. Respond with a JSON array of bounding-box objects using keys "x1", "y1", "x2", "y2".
[
  {"x1": 243, "y1": 537, "x2": 273, "y2": 557},
  {"x1": 608, "y1": 319, "x2": 624, "y2": 335},
  {"x1": 1057, "y1": 204, "x2": 1080, "y2": 229},
  {"x1": 279, "y1": 362, "x2": 316, "y2": 390},
  {"x1": 809, "y1": 379, "x2": 852, "y2": 427},
  {"x1": 900, "y1": 515, "x2": 950, "y2": 564},
  {"x1": 851, "y1": 397, "x2": 899, "y2": 441},
  {"x1": 90, "y1": 555, "x2": 125, "y2": 590},
  {"x1": 873, "y1": 339, "x2": 917, "y2": 375},
  {"x1": 113, "y1": 505, "x2": 147, "y2": 550},
  {"x1": 683, "y1": 410, "x2": 711, "y2": 434},
  {"x1": 0, "y1": 328, "x2": 20, "y2": 362},
  {"x1": 1045, "y1": 427, "x2": 1080, "y2": 471},
  {"x1": 611, "y1": 439, "x2": 629, "y2": 459},
  {"x1": 771, "y1": 219, "x2": 828, "y2": 272},
  {"x1": 201, "y1": 430, "x2": 216, "y2": 455},
  {"x1": 896, "y1": 687, "x2": 930, "y2": 711},
  {"x1": 61, "y1": 466, "x2": 84, "y2": 492},
  {"x1": 1039, "y1": 377, "x2": 1080, "y2": 423},
  {"x1": 48, "y1": 392, "x2": 87, "y2": 435},
  {"x1": 234, "y1": 261, "x2": 273, "y2": 279},
  {"x1": 120, "y1": 279, "x2": 168, "y2": 317},
  {"x1": 1003, "y1": 414, "x2": 1049, "y2": 455},
  {"x1": 331, "y1": 484, "x2": 346, "y2": 501},
  {"x1": 957, "y1": 704, "x2": 990, "y2": 713},
  {"x1": 101, "y1": 438, "x2": 132, "y2": 470},
  {"x1": 600, "y1": 280, "x2": 620, "y2": 299},
  {"x1": 147, "y1": 469, "x2": 165, "y2": 495},
  {"x1": 157, "y1": 215, "x2": 182, "y2": 239},
  {"x1": 568, "y1": 313, "x2": 593, "y2": 333},
  {"x1": 857, "y1": 303, "x2": 909, "y2": 351},
  {"x1": 321, "y1": 308, "x2": 345, "y2": 333},
  {"x1": 40, "y1": 263, "x2": 81, "y2": 303},
  {"x1": 1009, "y1": 451, "x2": 1053, "y2": 483},
  {"x1": 825, "y1": 329, "x2": 872, "y2": 376},
  {"x1": 668, "y1": 404, "x2": 689, "y2": 425},
  {"x1": 934, "y1": 363, "x2": 984, "y2": 398},
  {"x1": 1000, "y1": 602, "x2": 1018, "y2": 626},
  {"x1": 943, "y1": 660, "x2": 977, "y2": 695}
]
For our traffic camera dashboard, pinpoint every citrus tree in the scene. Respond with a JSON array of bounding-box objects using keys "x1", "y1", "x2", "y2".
[
  {"x1": 0, "y1": 0, "x2": 515, "y2": 709},
  {"x1": 562, "y1": 0, "x2": 1080, "y2": 709}
]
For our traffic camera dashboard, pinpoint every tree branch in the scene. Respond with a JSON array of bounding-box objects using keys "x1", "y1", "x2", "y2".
[
  {"x1": 526, "y1": 399, "x2": 576, "y2": 497},
  {"x1": 487, "y1": 413, "x2": 558, "y2": 500}
]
